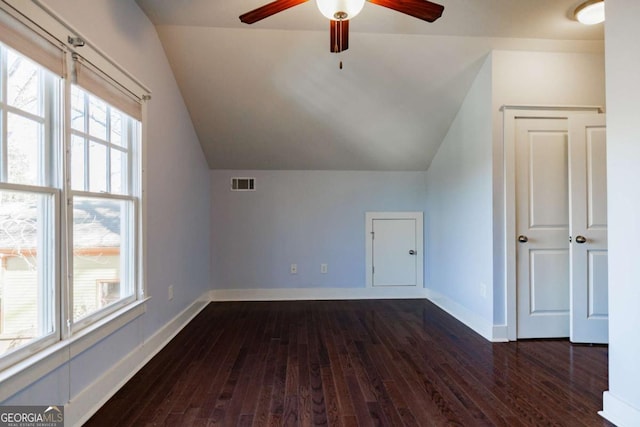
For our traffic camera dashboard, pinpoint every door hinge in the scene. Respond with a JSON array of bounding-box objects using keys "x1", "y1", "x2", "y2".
[
  {"x1": 372, "y1": 266, "x2": 375, "y2": 275},
  {"x1": 371, "y1": 231, "x2": 375, "y2": 240}
]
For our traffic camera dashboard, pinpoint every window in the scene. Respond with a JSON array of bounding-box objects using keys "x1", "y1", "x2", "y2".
[
  {"x1": 0, "y1": 3, "x2": 147, "y2": 370},
  {"x1": 69, "y1": 86, "x2": 140, "y2": 327},
  {"x1": 0, "y1": 43, "x2": 60, "y2": 364}
]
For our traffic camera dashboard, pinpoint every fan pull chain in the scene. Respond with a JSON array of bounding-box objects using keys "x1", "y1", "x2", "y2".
[
  {"x1": 336, "y1": 19, "x2": 343, "y2": 70},
  {"x1": 338, "y1": 19, "x2": 343, "y2": 70}
]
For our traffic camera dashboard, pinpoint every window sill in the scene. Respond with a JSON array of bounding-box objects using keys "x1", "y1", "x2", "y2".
[{"x1": 0, "y1": 298, "x2": 149, "y2": 402}]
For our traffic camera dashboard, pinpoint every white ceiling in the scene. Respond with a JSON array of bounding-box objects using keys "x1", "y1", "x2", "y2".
[{"x1": 135, "y1": 0, "x2": 604, "y2": 170}]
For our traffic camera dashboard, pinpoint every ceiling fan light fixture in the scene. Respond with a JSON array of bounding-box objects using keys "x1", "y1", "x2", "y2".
[
  {"x1": 574, "y1": 0, "x2": 605, "y2": 25},
  {"x1": 317, "y1": 0, "x2": 365, "y2": 20}
]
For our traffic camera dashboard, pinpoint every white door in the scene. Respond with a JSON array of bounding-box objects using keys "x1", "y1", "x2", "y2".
[
  {"x1": 569, "y1": 114, "x2": 608, "y2": 344},
  {"x1": 516, "y1": 118, "x2": 571, "y2": 338},
  {"x1": 366, "y1": 212, "x2": 423, "y2": 287}
]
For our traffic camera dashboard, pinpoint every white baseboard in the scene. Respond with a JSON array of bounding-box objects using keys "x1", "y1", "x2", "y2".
[
  {"x1": 424, "y1": 288, "x2": 507, "y2": 342},
  {"x1": 492, "y1": 325, "x2": 509, "y2": 342},
  {"x1": 600, "y1": 391, "x2": 640, "y2": 427},
  {"x1": 66, "y1": 293, "x2": 209, "y2": 427},
  {"x1": 210, "y1": 286, "x2": 429, "y2": 301}
]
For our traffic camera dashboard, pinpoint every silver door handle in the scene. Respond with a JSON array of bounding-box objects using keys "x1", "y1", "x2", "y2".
[
  {"x1": 518, "y1": 235, "x2": 528, "y2": 243},
  {"x1": 409, "y1": 250, "x2": 417, "y2": 255},
  {"x1": 575, "y1": 235, "x2": 587, "y2": 244}
]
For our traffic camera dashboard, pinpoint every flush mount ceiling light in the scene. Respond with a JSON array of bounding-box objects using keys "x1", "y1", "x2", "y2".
[{"x1": 574, "y1": 0, "x2": 605, "y2": 25}]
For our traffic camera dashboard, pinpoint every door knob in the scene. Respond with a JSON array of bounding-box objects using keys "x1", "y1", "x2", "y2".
[
  {"x1": 575, "y1": 235, "x2": 587, "y2": 244},
  {"x1": 518, "y1": 235, "x2": 528, "y2": 243},
  {"x1": 409, "y1": 250, "x2": 417, "y2": 255}
]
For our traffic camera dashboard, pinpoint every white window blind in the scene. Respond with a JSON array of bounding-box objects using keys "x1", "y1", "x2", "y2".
[
  {"x1": 0, "y1": 4, "x2": 65, "y2": 76},
  {"x1": 72, "y1": 54, "x2": 143, "y2": 121}
]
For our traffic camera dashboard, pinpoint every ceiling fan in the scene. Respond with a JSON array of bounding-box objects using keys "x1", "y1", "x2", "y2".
[{"x1": 239, "y1": 0, "x2": 444, "y2": 53}]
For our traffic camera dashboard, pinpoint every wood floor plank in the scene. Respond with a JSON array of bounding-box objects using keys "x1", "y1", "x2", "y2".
[
  {"x1": 239, "y1": 328, "x2": 272, "y2": 417},
  {"x1": 85, "y1": 300, "x2": 613, "y2": 427},
  {"x1": 297, "y1": 343, "x2": 312, "y2": 427},
  {"x1": 320, "y1": 368, "x2": 342, "y2": 427},
  {"x1": 252, "y1": 340, "x2": 279, "y2": 426},
  {"x1": 353, "y1": 341, "x2": 403, "y2": 426},
  {"x1": 321, "y1": 313, "x2": 355, "y2": 418},
  {"x1": 268, "y1": 342, "x2": 288, "y2": 420}
]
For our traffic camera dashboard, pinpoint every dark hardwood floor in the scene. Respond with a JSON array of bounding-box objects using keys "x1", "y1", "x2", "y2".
[{"x1": 85, "y1": 299, "x2": 612, "y2": 426}]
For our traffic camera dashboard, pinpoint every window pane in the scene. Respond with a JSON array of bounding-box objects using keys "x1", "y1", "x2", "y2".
[
  {"x1": 72, "y1": 197, "x2": 133, "y2": 321},
  {"x1": 7, "y1": 112, "x2": 42, "y2": 185},
  {"x1": 71, "y1": 135, "x2": 86, "y2": 191},
  {"x1": 110, "y1": 148, "x2": 126, "y2": 195},
  {"x1": 71, "y1": 86, "x2": 86, "y2": 132},
  {"x1": 7, "y1": 50, "x2": 42, "y2": 117},
  {"x1": 89, "y1": 142, "x2": 107, "y2": 193},
  {"x1": 0, "y1": 191, "x2": 54, "y2": 356},
  {"x1": 110, "y1": 109, "x2": 124, "y2": 147},
  {"x1": 89, "y1": 96, "x2": 107, "y2": 140}
]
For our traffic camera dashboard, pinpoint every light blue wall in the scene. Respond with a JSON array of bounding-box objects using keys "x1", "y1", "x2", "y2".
[
  {"x1": 425, "y1": 55, "x2": 494, "y2": 323},
  {"x1": 3, "y1": 0, "x2": 211, "y2": 410},
  {"x1": 211, "y1": 170, "x2": 427, "y2": 289}
]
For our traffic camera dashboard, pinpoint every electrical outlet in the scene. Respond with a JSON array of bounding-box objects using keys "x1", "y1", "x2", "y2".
[
  {"x1": 321, "y1": 264, "x2": 328, "y2": 274},
  {"x1": 168, "y1": 285, "x2": 174, "y2": 301},
  {"x1": 480, "y1": 282, "x2": 487, "y2": 298},
  {"x1": 290, "y1": 264, "x2": 297, "y2": 274}
]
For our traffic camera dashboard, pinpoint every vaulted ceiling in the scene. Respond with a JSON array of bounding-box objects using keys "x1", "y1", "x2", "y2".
[{"x1": 135, "y1": 0, "x2": 604, "y2": 170}]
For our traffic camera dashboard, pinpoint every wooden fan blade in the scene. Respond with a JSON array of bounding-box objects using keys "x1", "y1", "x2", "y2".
[
  {"x1": 239, "y1": 0, "x2": 309, "y2": 24},
  {"x1": 367, "y1": 0, "x2": 443, "y2": 22},
  {"x1": 330, "y1": 19, "x2": 349, "y2": 52}
]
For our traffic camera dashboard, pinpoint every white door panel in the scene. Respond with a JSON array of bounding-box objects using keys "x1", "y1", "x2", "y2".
[
  {"x1": 530, "y1": 249, "x2": 570, "y2": 313},
  {"x1": 529, "y1": 131, "x2": 570, "y2": 227},
  {"x1": 373, "y1": 219, "x2": 416, "y2": 286},
  {"x1": 569, "y1": 114, "x2": 608, "y2": 344},
  {"x1": 365, "y1": 212, "x2": 423, "y2": 288},
  {"x1": 588, "y1": 251, "x2": 609, "y2": 317},
  {"x1": 516, "y1": 118, "x2": 571, "y2": 338}
]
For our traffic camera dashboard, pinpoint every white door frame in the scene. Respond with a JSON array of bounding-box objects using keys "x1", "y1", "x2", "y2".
[
  {"x1": 365, "y1": 212, "x2": 424, "y2": 288},
  {"x1": 502, "y1": 106, "x2": 602, "y2": 341}
]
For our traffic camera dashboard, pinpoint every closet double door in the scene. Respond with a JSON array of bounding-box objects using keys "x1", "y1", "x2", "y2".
[{"x1": 516, "y1": 114, "x2": 608, "y2": 344}]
